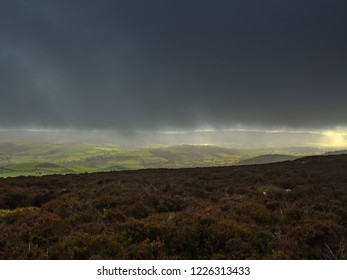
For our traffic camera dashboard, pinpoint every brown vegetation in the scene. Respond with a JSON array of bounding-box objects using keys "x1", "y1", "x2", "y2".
[{"x1": 0, "y1": 155, "x2": 346, "y2": 259}]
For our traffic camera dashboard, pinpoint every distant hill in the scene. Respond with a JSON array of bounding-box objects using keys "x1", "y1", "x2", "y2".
[
  {"x1": 324, "y1": 150, "x2": 347, "y2": 155},
  {"x1": 0, "y1": 137, "x2": 324, "y2": 178},
  {"x1": 0, "y1": 142, "x2": 246, "y2": 177},
  {"x1": 236, "y1": 154, "x2": 298, "y2": 165}
]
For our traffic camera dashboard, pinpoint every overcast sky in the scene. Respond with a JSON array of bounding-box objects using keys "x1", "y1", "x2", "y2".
[{"x1": 1, "y1": 0, "x2": 347, "y2": 132}]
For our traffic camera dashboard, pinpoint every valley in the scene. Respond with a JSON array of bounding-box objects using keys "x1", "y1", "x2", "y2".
[{"x1": 0, "y1": 139, "x2": 326, "y2": 178}]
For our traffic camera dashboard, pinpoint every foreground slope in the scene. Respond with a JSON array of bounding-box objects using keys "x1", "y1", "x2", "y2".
[{"x1": 0, "y1": 154, "x2": 346, "y2": 259}]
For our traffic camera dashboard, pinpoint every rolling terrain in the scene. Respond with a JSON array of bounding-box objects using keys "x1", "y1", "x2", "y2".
[
  {"x1": 0, "y1": 141, "x2": 244, "y2": 177},
  {"x1": 0, "y1": 140, "x2": 314, "y2": 178},
  {"x1": 0, "y1": 154, "x2": 346, "y2": 259}
]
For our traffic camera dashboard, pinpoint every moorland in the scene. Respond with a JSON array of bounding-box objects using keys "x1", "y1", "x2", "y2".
[{"x1": 0, "y1": 154, "x2": 346, "y2": 259}]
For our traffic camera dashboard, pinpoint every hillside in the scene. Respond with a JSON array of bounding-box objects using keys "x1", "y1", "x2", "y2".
[
  {"x1": 236, "y1": 154, "x2": 298, "y2": 165},
  {"x1": 0, "y1": 154, "x2": 346, "y2": 259},
  {"x1": 0, "y1": 139, "x2": 324, "y2": 178},
  {"x1": 0, "y1": 129, "x2": 328, "y2": 178},
  {"x1": 0, "y1": 141, "x2": 244, "y2": 177}
]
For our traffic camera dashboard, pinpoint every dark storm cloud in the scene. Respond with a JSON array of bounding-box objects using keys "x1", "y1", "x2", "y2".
[{"x1": 1, "y1": 0, "x2": 347, "y2": 131}]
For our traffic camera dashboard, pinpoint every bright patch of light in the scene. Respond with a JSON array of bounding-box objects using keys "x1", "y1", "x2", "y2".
[{"x1": 321, "y1": 129, "x2": 347, "y2": 148}]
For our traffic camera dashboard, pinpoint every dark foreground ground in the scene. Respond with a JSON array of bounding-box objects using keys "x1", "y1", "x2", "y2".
[{"x1": 0, "y1": 154, "x2": 346, "y2": 259}]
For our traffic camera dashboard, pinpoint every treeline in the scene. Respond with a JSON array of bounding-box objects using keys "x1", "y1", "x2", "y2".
[{"x1": 0, "y1": 155, "x2": 346, "y2": 259}]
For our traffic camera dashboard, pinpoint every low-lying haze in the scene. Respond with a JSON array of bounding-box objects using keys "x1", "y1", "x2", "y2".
[{"x1": 1, "y1": 129, "x2": 346, "y2": 149}]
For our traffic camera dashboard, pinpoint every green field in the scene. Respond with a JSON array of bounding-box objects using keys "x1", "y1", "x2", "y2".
[
  {"x1": 0, "y1": 141, "x2": 249, "y2": 177},
  {"x1": 0, "y1": 139, "x2": 321, "y2": 178}
]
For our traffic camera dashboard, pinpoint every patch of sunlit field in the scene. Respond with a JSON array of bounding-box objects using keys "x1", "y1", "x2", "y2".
[{"x1": 0, "y1": 141, "x2": 249, "y2": 177}]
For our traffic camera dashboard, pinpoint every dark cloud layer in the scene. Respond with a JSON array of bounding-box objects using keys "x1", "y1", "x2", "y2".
[{"x1": 1, "y1": 0, "x2": 347, "y2": 131}]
